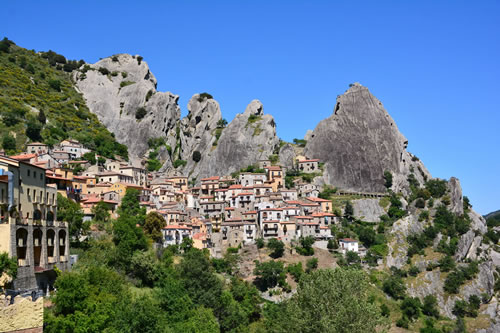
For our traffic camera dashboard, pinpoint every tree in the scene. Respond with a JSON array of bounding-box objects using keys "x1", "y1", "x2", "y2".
[
  {"x1": 0, "y1": 252, "x2": 17, "y2": 288},
  {"x1": 192, "y1": 150, "x2": 201, "y2": 162},
  {"x1": 425, "y1": 179, "x2": 447, "y2": 198},
  {"x1": 346, "y1": 251, "x2": 361, "y2": 267},
  {"x1": 135, "y1": 107, "x2": 147, "y2": 120},
  {"x1": 422, "y1": 295, "x2": 440, "y2": 318},
  {"x1": 92, "y1": 201, "x2": 111, "y2": 231},
  {"x1": 83, "y1": 152, "x2": 96, "y2": 165},
  {"x1": 267, "y1": 238, "x2": 285, "y2": 258},
  {"x1": 26, "y1": 120, "x2": 43, "y2": 142},
  {"x1": 217, "y1": 119, "x2": 228, "y2": 128},
  {"x1": 48, "y1": 79, "x2": 61, "y2": 91},
  {"x1": 118, "y1": 188, "x2": 146, "y2": 226},
  {"x1": 296, "y1": 236, "x2": 315, "y2": 256},
  {"x1": 400, "y1": 296, "x2": 422, "y2": 321},
  {"x1": 2, "y1": 134, "x2": 16, "y2": 153},
  {"x1": 438, "y1": 255, "x2": 456, "y2": 272},
  {"x1": 267, "y1": 268, "x2": 385, "y2": 333},
  {"x1": 38, "y1": 110, "x2": 46, "y2": 124},
  {"x1": 143, "y1": 212, "x2": 166, "y2": 243},
  {"x1": 383, "y1": 274, "x2": 406, "y2": 299},
  {"x1": 344, "y1": 201, "x2": 354, "y2": 220},
  {"x1": 383, "y1": 170, "x2": 393, "y2": 189},
  {"x1": 112, "y1": 214, "x2": 148, "y2": 270},
  {"x1": 306, "y1": 258, "x2": 318, "y2": 272},
  {"x1": 256, "y1": 238, "x2": 265, "y2": 249},
  {"x1": 253, "y1": 260, "x2": 286, "y2": 291},
  {"x1": 57, "y1": 193, "x2": 86, "y2": 241},
  {"x1": 327, "y1": 238, "x2": 337, "y2": 250}
]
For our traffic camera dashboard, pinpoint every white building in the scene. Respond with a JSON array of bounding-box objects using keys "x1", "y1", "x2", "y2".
[{"x1": 339, "y1": 238, "x2": 359, "y2": 253}]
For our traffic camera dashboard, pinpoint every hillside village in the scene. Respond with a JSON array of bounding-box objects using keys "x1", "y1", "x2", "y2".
[{"x1": 1, "y1": 138, "x2": 375, "y2": 290}]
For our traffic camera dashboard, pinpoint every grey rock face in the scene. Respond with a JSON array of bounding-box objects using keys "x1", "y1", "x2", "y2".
[
  {"x1": 304, "y1": 83, "x2": 409, "y2": 193},
  {"x1": 172, "y1": 95, "x2": 222, "y2": 178},
  {"x1": 195, "y1": 100, "x2": 279, "y2": 179},
  {"x1": 448, "y1": 177, "x2": 464, "y2": 215},
  {"x1": 352, "y1": 198, "x2": 385, "y2": 222},
  {"x1": 74, "y1": 54, "x2": 180, "y2": 163},
  {"x1": 278, "y1": 143, "x2": 296, "y2": 170}
]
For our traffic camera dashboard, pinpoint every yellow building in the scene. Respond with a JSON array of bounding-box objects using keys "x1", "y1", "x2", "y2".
[{"x1": 0, "y1": 156, "x2": 69, "y2": 291}]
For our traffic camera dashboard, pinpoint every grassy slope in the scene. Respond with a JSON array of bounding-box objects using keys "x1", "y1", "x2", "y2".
[{"x1": 0, "y1": 39, "x2": 127, "y2": 159}]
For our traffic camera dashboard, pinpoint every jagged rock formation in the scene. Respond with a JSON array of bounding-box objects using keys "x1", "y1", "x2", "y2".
[
  {"x1": 73, "y1": 54, "x2": 180, "y2": 164},
  {"x1": 278, "y1": 143, "x2": 296, "y2": 169},
  {"x1": 351, "y1": 198, "x2": 386, "y2": 222},
  {"x1": 304, "y1": 83, "x2": 429, "y2": 194},
  {"x1": 195, "y1": 100, "x2": 279, "y2": 179}
]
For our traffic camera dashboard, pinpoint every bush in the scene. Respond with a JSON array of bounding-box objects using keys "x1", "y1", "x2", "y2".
[
  {"x1": 48, "y1": 79, "x2": 61, "y2": 91},
  {"x1": 267, "y1": 238, "x2": 285, "y2": 258},
  {"x1": 253, "y1": 260, "x2": 286, "y2": 291},
  {"x1": 287, "y1": 262, "x2": 303, "y2": 282},
  {"x1": 135, "y1": 107, "x2": 147, "y2": 120},
  {"x1": 438, "y1": 255, "x2": 456, "y2": 272},
  {"x1": 192, "y1": 150, "x2": 201, "y2": 162},
  {"x1": 383, "y1": 170, "x2": 393, "y2": 188},
  {"x1": 408, "y1": 266, "x2": 420, "y2": 277},
  {"x1": 197, "y1": 92, "x2": 213, "y2": 102},
  {"x1": 292, "y1": 138, "x2": 307, "y2": 147},
  {"x1": 422, "y1": 295, "x2": 440, "y2": 318},
  {"x1": 383, "y1": 275, "x2": 406, "y2": 299},
  {"x1": 173, "y1": 159, "x2": 187, "y2": 168},
  {"x1": 425, "y1": 179, "x2": 447, "y2": 198},
  {"x1": 98, "y1": 67, "x2": 110, "y2": 75},
  {"x1": 380, "y1": 304, "x2": 390, "y2": 317},
  {"x1": 112, "y1": 55, "x2": 119, "y2": 62},
  {"x1": 296, "y1": 236, "x2": 315, "y2": 256},
  {"x1": 415, "y1": 198, "x2": 426, "y2": 208},
  {"x1": 306, "y1": 258, "x2": 318, "y2": 272},
  {"x1": 256, "y1": 238, "x2": 265, "y2": 249},
  {"x1": 401, "y1": 297, "x2": 422, "y2": 321},
  {"x1": 2, "y1": 134, "x2": 16, "y2": 152}
]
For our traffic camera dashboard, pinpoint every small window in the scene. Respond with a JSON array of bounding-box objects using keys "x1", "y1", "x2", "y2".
[
  {"x1": 33, "y1": 171, "x2": 37, "y2": 178},
  {"x1": 27, "y1": 170, "x2": 30, "y2": 177}
]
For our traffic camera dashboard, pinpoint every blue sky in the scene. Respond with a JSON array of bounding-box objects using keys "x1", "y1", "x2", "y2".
[{"x1": 2, "y1": 1, "x2": 499, "y2": 214}]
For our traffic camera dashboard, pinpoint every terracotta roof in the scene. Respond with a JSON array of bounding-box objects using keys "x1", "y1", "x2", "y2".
[
  {"x1": 339, "y1": 238, "x2": 357, "y2": 242},
  {"x1": 307, "y1": 197, "x2": 331, "y2": 203},
  {"x1": 201, "y1": 176, "x2": 220, "y2": 181},
  {"x1": 242, "y1": 210, "x2": 257, "y2": 214},
  {"x1": 9, "y1": 153, "x2": 36, "y2": 160},
  {"x1": 163, "y1": 225, "x2": 191, "y2": 230},
  {"x1": 298, "y1": 159, "x2": 320, "y2": 162}
]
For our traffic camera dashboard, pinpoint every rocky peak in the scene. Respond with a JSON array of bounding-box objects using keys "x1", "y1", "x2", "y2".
[
  {"x1": 73, "y1": 54, "x2": 180, "y2": 163},
  {"x1": 304, "y1": 84, "x2": 408, "y2": 193},
  {"x1": 243, "y1": 100, "x2": 264, "y2": 116}
]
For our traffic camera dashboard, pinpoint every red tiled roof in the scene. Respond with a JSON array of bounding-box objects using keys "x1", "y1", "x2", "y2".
[
  {"x1": 340, "y1": 238, "x2": 357, "y2": 242},
  {"x1": 298, "y1": 159, "x2": 320, "y2": 162}
]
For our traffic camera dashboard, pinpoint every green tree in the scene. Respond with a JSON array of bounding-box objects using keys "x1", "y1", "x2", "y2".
[
  {"x1": 401, "y1": 296, "x2": 422, "y2": 321},
  {"x1": 306, "y1": 258, "x2": 318, "y2": 272},
  {"x1": 267, "y1": 268, "x2": 385, "y2": 333},
  {"x1": 217, "y1": 118, "x2": 228, "y2": 128},
  {"x1": 38, "y1": 110, "x2": 46, "y2": 124},
  {"x1": 118, "y1": 188, "x2": 146, "y2": 225},
  {"x1": 2, "y1": 134, "x2": 16, "y2": 153},
  {"x1": 296, "y1": 236, "x2": 315, "y2": 256},
  {"x1": 26, "y1": 120, "x2": 43, "y2": 142},
  {"x1": 344, "y1": 201, "x2": 354, "y2": 220},
  {"x1": 0, "y1": 252, "x2": 17, "y2": 288},
  {"x1": 82, "y1": 152, "x2": 96, "y2": 164},
  {"x1": 112, "y1": 214, "x2": 148, "y2": 270},
  {"x1": 267, "y1": 238, "x2": 285, "y2": 258},
  {"x1": 56, "y1": 193, "x2": 86, "y2": 241},
  {"x1": 383, "y1": 170, "x2": 393, "y2": 189},
  {"x1": 143, "y1": 211, "x2": 166, "y2": 243},
  {"x1": 422, "y1": 295, "x2": 440, "y2": 318},
  {"x1": 192, "y1": 150, "x2": 202, "y2": 162},
  {"x1": 383, "y1": 274, "x2": 406, "y2": 300},
  {"x1": 253, "y1": 260, "x2": 286, "y2": 291},
  {"x1": 92, "y1": 201, "x2": 111, "y2": 231}
]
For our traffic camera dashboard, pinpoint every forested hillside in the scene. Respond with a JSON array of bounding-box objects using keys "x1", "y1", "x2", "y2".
[{"x1": 0, "y1": 38, "x2": 127, "y2": 159}]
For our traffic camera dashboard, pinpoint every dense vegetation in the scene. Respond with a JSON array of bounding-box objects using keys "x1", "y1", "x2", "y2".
[
  {"x1": 45, "y1": 189, "x2": 385, "y2": 332},
  {"x1": 0, "y1": 38, "x2": 128, "y2": 159}
]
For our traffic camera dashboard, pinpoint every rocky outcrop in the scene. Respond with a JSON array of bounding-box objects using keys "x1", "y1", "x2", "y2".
[
  {"x1": 448, "y1": 177, "x2": 464, "y2": 215},
  {"x1": 278, "y1": 143, "x2": 296, "y2": 170},
  {"x1": 195, "y1": 100, "x2": 279, "y2": 179},
  {"x1": 304, "y1": 83, "x2": 432, "y2": 194},
  {"x1": 74, "y1": 54, "x2": 180, "y2": 163},
  {"x1": 351, "y1": 198, "x2": 385, "y2": 222}
]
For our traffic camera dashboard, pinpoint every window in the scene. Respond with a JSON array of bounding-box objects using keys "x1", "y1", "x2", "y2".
[
  {"x1": 27, "y1": 188, "x2": 30, "y2": 196},
  {"x1": 40, "y1": 173, "x2": 43, "y2": 180},
  {"x1": 34, "y1": 171, "x2": 37, "y2": 178},
  {"x1": 27, "y1": 170, "x2": 30, "y2": 177}
]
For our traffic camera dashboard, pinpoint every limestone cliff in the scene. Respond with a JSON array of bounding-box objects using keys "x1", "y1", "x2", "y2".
[
  {"x1": 73, "y1": 54, "x2": 180, "y2": 164},
  {"x1": 193, "y1": 100, "x2": 279, "y2": 179},
  {"x1": 304, "y1": 83, "x2": 429, "y2": 194}
]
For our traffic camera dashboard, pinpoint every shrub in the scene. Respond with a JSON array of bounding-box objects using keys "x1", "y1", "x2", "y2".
[
  {"x1": 256, "y1": 238, "x2": 265, "y2": 249},
  {"x1": 216, "y1": 119, "x2": 227, "y2": 128},
  {"x1": 306, "y1": 258, "x2": 318, "y2": 272},
  {"x1": 120, "y1": 80, "x2": 135, "y2": 88},
  {"x1": 422, "y1": 295, "x2": 440, "y2": 318},
  {"x1": 135, "y1": 107, "x2": 147, "y2": 120},
  {"x1": 247, "y1": 114, "x2": 261, "y2": 124},
  {"x1": 112, "y1": 55, "x2": 119, "y2": 62},
  {"x1": 401, "y1": 297, "x2": 422, "y2": 321},
  {"x1": 253, "y1": 260, "x2": 286, "y2": 291},
  {"x1": 380, "y1": 304, "x2": 390, "y2": 317},
  {"x1": 267, "y1": 238, "x2": 285, "y2": 258},
  {"x1": 296, "y1": 236, "x2": 315, "y2": 256},
  {"x1": 383, "y1": 275, "x2": 406, "y2": 299},
  {"x1": 145, "y1": 89, "x2": 153, "y2": 102},
  {"x1": 425, "y1": 179, "x2": 447, "y2": 198},
  {"x1": 98, "y1": 67, "x2": 110, "y2": 75},
  {"x1": 2, "y1": 134, "x2": 16, "y2": 152},
  {"x1": 383, "y1": 170, "x2": 393, "y2": 188},
  {"x1": 137, "y1": 56, "x2": 143, "y2": 65},
  {"x1": 438, "y1": 255, "x2": 456, "y2": 272},
  {"x1": 48, "y1": 79, "x2": 61, "y2": 91},
  {"x1": 173, "y1": 159, "x2": 187, "y2": 168},
  {"x1": 415, "y1": 198, "x2": 426, "y2": 208},
  {"x1": 292, "y1": 138, "x2": 307, "y2": 147},
  {"x1": 408, "y1": 266, "x2": 420, "y2": 277},
  {"x1": 192, "y1": 150, "x2": 201, "y2": 162},
  {"x1": 121, "y1": 72, "x2": 128, "y2": 78},
  {"x1": 197, "y1": 92, "x2": 213, "y2": 102},
  {"x1": 287, "y1": 262, "x2": 303, "y2": 282}
]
